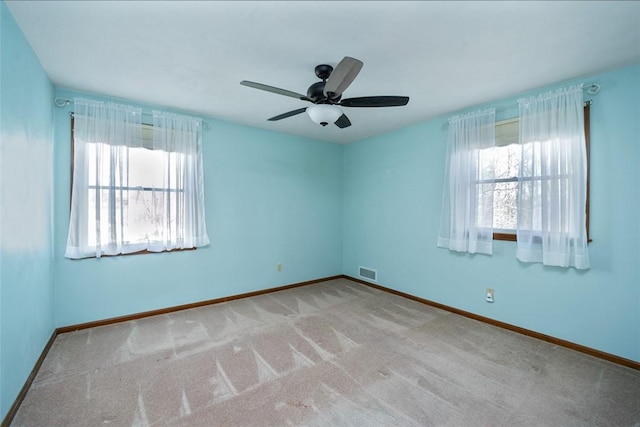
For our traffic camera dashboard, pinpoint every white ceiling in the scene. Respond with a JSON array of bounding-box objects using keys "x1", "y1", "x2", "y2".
[{"x1": 6, "y1": 1, "x2": 640, "y2": 144}]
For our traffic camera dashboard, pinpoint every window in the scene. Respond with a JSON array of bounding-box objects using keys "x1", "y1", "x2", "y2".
[
  {"x1": 65, "y1": 98, "x2": 209, "y2": 259},
  {"x1": 84, "y1": 127, "x2": 186, "y2": 248},
  {"x1": 439, "y1": 85, "x2": 589, "y2": 268},
  {"x1": 479, "y1": 104, "x2": 590, "y2": 242}
]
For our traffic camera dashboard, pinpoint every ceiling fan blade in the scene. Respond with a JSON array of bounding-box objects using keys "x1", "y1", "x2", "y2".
[
  {"x1": 323, "y1": 56, "x2": 363, "y2": 99},
  {"x1": 241, "y1": 80, "x2": 311, "y2": 101},
  {"x1": 340, "y1": 96, "x2": 410, "y2": 107},
  {"x1": 267, "y1": 108, "x2": 307, "y2": 121},
  {"x1": 335, "y1": 114, "x2": 351, "y2": 129}
]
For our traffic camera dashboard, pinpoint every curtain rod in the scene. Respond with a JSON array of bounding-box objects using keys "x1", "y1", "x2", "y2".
[
  {"x1": 439, "y1": 83, "x2": 599, "y2": 128},
  {"x1": 54, "y1": 98, "x2": 211, "y2": 130}
]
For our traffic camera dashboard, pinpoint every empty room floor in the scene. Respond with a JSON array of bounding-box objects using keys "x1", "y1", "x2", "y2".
[{"x1": 11, "y1": 278, "x2": 640, "y2": 426}]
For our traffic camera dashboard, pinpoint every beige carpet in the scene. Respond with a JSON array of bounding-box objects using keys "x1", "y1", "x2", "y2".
[{"x1": 11, "y1": 278, "x2": 640, "y2": 426}]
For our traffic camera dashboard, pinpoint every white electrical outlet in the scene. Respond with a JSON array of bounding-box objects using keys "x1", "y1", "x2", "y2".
[
  {"x1": 486, "y1": 288, "x2": 494, "y2": 303},
  {"x1": 276, "y1": 263, "x2": 282, "y2": 272}
]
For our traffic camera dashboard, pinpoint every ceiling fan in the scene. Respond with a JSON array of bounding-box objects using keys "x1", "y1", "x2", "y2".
[{"x1": 240, "y1": 56, "x2": 409, "y2": 129}]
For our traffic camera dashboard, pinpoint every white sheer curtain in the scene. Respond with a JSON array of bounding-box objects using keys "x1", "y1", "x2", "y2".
[
  {"x1": 66, "y1": 98, "x2": 142, "y2": 258},
  {"x1": 516, "y1": 85, "x2": 590, "y2": 269},
  {"x1": 65, "y1": 98, "x2": 209, "y2": 259},
  {"x1": 438, "y1": 108, "x2": 496, "y2": 255},
  {"x1": 151, "y1": 111, "x2": 209, "y2": 252}
]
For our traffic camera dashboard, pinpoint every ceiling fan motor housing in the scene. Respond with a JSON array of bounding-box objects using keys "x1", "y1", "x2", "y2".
[
  {"x1": 307, "y1": 81, "x2": 325, "y2": 103},
  {"x1": 307, "y1": 81, "x2": 341, "y2": 104}
]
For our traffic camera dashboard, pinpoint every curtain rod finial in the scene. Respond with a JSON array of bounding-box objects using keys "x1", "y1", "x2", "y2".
[
  {"x1": 586, "y1": 84, "x2": 600, "y2": 95},
  {"x1": 54, "y1": 98, "x2": 71, "y2": 108}
]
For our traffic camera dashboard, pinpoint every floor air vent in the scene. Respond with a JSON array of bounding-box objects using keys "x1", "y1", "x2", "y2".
[{"x1": 358, "y1": 266, "x2": 377, "y2": 282}]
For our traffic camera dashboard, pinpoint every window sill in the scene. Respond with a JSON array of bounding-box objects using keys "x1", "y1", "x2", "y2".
[
  {"x1": 493, "y1": 232, "x2": 517, "y2": 242},
  {"x1": 493, "y1": 232, "x2": 593, "y2": 244},
  {"x1": 76, "y1": 247, "x2": 196, "y2": 260}
]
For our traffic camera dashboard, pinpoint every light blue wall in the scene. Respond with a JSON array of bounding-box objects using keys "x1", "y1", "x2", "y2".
[
  {"x1": 343, "y1": 63, "x2": 640, "y2": 362},
  {"x1": 53, "y1": 89, "x2": 344, "y2": 326},
  {"x1": 1, "y1": 6, "x2": 638, "y2": 422},
  {"x1": 0, "y1": 1, "x2": 55, "y2": 419}
]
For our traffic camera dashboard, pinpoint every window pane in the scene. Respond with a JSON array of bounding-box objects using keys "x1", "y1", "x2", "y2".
[
  {"x1": 476, "y1": 182, "x2": 495, "y2": 228},
  {"x1": 494, "y1": 143, "x2": 520, "y2": 179},
  {"x1": 480, "y1": 143, "x2": 521, "y2": 232},
  {"x1": 85, "y1": 143, "x2": 187, "y2": 248},
  {"x1": 87, "y1": 143, "x2": 185, "y2": 190},
  {"x1": 494, "y1": 182, "x2": 518, "y2": 230},
  {"x1": 88, "y1": 188, "x2": 125, "y2": 246},
  {"x1": 126, "y1": 189, "x2": 182, "y2": 242},
  {"x1": 128, "y1": 148, "x2": 185, "y2": 190},
  {"x1": 128, "y1": 148, "x2": 166, "y2": 189},
  {"x1": 88, "y1": 188, "x2": 183, "y2": 246}
]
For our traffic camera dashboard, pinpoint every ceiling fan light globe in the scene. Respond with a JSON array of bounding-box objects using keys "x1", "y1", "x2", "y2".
[{"x1": 307, "y1": 104, "x2": 342, "y2": 127}]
